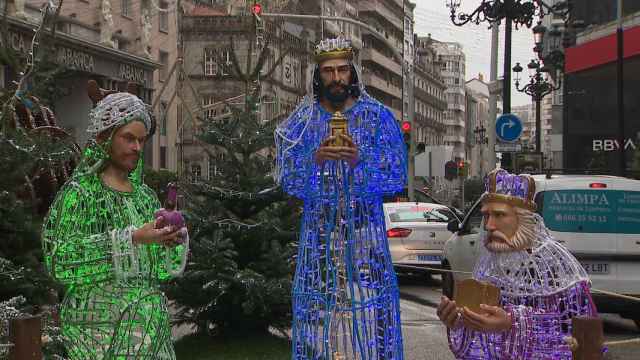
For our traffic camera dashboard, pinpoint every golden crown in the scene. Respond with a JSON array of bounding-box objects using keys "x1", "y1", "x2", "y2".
[
  {"x1": 482, "y1": 169, "x2": 537, "y2": 211},
  {"x1": 314, "y1": 37, "x2": 354, "y2": 63}
]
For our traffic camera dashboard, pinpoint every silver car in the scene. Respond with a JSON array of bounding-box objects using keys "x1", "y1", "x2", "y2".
[{"x1": 383, "y1": 202, "x2": 460, "y2": 276}]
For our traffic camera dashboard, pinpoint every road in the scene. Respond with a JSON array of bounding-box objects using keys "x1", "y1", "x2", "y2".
[
  {"x1": 171, "y1": 275, "x2": 640, "y2": 359},
  {"x1": 397, "y1": 274, "x2": 640, "y2": 360}
]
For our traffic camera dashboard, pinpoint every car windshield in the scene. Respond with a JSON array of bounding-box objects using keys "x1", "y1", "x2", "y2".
[{"x1": 388, "y1": 207, "x2": 455, "y2": 223}]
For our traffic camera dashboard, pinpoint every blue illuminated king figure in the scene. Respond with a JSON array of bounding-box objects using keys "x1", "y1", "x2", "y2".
[{"x1": 275, "y1": 37, "x2": 407, "y2": 359}]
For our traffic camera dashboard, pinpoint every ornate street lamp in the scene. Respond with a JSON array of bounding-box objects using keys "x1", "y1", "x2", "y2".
[
  {"x1": 513, "y1": 60, "x2": 561, "y2": 153},
  {"x1": 446, "y1": 0, "x2": 570, "y2": 114},
  {"x1": 474, "y1": 125, "x2": 488, "y2": 145}
]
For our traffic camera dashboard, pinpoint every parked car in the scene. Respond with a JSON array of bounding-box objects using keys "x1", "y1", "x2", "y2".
[
  {"x1": 384, "y1": 187, "x2": 465, "y2": 220},
  {"x1": 384, "y1": 202, "x2": 460, "y2": 276},
  {"x1": 442, "y1": 174, "x2": 640, "y2": 328}
]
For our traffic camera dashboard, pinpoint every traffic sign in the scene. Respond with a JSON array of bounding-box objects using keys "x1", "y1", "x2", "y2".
[
  {"x1": 444, "y1": 160, "x2": 457, "y2": 181},
  {"x1": 495, "y1": 113, "x2": 523, "y2": 142},
  {"x1": 494, "y1": 143, "x2": 523, "y2": 152}
]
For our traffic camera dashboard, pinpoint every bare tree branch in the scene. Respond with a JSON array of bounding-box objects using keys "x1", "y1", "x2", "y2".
[{"x1": 228, "y1": 36, "x2": 248, "y2": 82}]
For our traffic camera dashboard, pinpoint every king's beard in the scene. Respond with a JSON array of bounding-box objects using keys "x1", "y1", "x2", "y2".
[
  {"x1": 321, "y1": 81, "x2": 350, "y2": 106},
  {"x1": 485, "y1": 208, "x2": 538, "y2": 253}
]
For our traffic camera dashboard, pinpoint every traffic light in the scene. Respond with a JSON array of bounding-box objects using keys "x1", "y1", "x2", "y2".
[
  {"x1": 251, "y1": 2, "x2": 262, "y2": 21},
  {"x1": 401, "y1": 121, "x2": 411, "y2": 150},
  {"x1": 445, "y1": 160, "x2": 457, "y2": 181},
  {"x1": 458, "y1": 161, "x2": 469, "y2": 178}
]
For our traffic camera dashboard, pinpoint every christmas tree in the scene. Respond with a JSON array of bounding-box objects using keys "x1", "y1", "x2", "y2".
[
  {"x1": 0, "y1": 0, "x2": 77, "y2": 314},
  {"x1": 164, "y1": 32, "x2": 302, "y2": 335}
]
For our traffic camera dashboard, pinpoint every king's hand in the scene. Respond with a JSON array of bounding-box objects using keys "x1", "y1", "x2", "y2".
[
  {"x1": 461, "y1": 304, "x2": 512, "y2": 333},
  {"x1": 314, "y1": 134, "x2": 359, "y2": 168}
]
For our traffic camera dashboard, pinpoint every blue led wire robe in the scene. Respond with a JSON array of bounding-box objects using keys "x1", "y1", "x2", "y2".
[{"x1": 276, "y1": 87, "x2": 407, "y2": 359}]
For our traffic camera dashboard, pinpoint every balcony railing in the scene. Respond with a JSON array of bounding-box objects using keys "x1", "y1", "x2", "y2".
[
  {"x1": 362, "y1": 72, "x2": 402, "y2": 99},
  {"x1": 415, "y1": 113, "x2": 446, "y2": 132},
  {"x1": 361, "y1": 47, "x2": 402, "y2": 76},
  {"x1": 359, "y1": 1, "x2": 402, "y2": 31},
  {"x1": 444, "y1": 135, "x2": 466, "y2": 144}
]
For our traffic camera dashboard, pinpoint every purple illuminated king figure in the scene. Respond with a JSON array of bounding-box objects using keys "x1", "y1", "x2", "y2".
[
  {"x1": 438, "y1": 169, "x2": 600, "y2": 359},
  {"x1": 275, "y1": 37, "x2": 406, "y2": 359}
]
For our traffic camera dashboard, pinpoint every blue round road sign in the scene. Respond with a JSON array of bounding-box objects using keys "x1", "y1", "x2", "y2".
[{"x1": 495, "y1": 113, "x2": 523, "y2": 142}]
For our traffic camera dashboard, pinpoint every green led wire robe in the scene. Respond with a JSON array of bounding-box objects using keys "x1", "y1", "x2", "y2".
[{"x1": 42, "y1": 93, "x2": 188, "y2": 359}]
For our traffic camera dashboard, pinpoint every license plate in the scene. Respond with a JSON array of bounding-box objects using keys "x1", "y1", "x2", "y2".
[
  {"x1": 581, "y1": 262, "x2": 610, "y2": 275},
  {"x1": 417, "y1": 255, "x2": 442, "y2": 262}
]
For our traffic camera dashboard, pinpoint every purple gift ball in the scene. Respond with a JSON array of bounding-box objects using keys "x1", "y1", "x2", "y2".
[{"x1": 154, "y1": 182, "x2": 185, "y2": 229}]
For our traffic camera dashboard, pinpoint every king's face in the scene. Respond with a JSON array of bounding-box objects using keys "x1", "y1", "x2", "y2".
[
  {"x1": 319, "y1": 59, "x2": 352, "y2": 90},
  {"x1": 481, "y1": 201, "x2": 520, "y2": 252}
]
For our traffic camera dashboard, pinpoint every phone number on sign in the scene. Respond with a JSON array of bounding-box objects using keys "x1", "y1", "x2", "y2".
[{"x1": 553, "y1": 214, "x2": 608, "y2": 223}]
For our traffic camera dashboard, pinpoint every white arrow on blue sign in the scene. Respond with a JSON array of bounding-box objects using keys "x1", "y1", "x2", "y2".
[{"x1": 495, "y1": 113, "x2": 523, "y2": 142}]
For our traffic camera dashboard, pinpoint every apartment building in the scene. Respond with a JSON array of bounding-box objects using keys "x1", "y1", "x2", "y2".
[
  {"x1": 432, "y1": 40, "x2": 466, "y2": 161},
  {"x1": 465, "y1": 75, "x2": 489, "y2": 178},
  {"x1": 511, "y1": 103, "x2": 536, "y2": 150},
  {"x1": 358, "y1": 0, "x2": 405, "y2": 120},
  {"x1": 179, "y1": 3, "x2": 308, "y2": 180},
  {"x1": 299, "y1": 0, "x2": 363, "y2": 53},
  {"x1": 414, "y1": 35, "x2": 447, "y2": 148}
]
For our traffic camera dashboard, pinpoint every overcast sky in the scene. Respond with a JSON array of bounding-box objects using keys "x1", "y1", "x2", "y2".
[{"x1": 413, "y1": 0, "x2": 536, "y2": 107}]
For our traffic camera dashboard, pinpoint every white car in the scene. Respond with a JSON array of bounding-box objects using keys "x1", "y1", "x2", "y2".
[
  {"x1": 442, "y1": 174, "x2": 640, "y2": 327},
  {"x1": 383, "y1": 202, "x2": 461, "y2": 276}
]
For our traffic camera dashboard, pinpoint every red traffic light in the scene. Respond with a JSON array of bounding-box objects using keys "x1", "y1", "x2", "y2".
[
  {"x1": 401, "y1": 121, "x2": 411, "y2": 132},
  {"x1": 251, "y1": 3, "x2": 262, "y2": 15}
]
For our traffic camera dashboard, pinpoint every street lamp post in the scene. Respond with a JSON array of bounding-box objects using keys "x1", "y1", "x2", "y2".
[
  {"x1": 447, "y1": 0, "x2": 569, "y2": 115},
  {"x1": 474, "y1": 125, "x2": 488, "y2": 175},
  {"x1": 513, "y1": 59, "x2": 561, "y2": 154}
]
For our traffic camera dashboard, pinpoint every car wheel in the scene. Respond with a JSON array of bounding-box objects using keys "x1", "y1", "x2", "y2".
[{"x1": 441, "y1": 262, "x2": 454, "y2": 299}]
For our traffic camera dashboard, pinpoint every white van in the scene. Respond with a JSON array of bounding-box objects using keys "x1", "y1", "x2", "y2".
[{"x1": 442, "y1": 174, "x2": 640, "y2": 327}]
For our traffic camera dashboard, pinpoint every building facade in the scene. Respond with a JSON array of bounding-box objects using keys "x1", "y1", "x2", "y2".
[
  {"x1": 358, "y1": 0, "x2": 405, "y2": 120},
  {"x1": 2, "y1": 1, "x2": 165, "y2": 151},
  {"x1": 432, "y1": 40, "x2": 466, "y2": 161},
  {"x1": 414, "y1": 35, "x2": 447, "y2": 148},
  {"x1": 179, "y1": 4, "x2": 308, "y2": 180},
  {"x1": 465, "y1": 76, "x2": 489, "y2": 178},
  {"x1": 299, "y1": 0, "x2": 363, "y2": 52},
  {"x1": 511, "y1": 103, "x2": 536, "y2": 151},
  {"x1": 4, "y1": 0, "x2": 179, "y2": 171},
  {"x1": 564, "y1": 0, "x2": 640, "y2": 176}
]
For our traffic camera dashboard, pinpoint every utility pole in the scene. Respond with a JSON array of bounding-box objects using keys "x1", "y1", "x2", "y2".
[
  {"x1": 617, "y1": 0, "x2": 626, "y2": 177},
  {"x1": 177, "y1": 0, "x2": 184, "y2": 177},
  {"x1": 503, "y1": 0, "x2": 513, "y2": 114},
  {"x1": 488, "y1": 23, "x2": 499, "y2": 171}
]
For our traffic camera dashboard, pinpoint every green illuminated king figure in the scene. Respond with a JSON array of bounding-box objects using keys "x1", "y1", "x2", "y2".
[{"x1": 42, "y1": 91, "x2": 189, "y2": 359}]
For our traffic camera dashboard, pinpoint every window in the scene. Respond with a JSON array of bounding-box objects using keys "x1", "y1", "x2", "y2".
[
  {"x1": 56, "y1": 22, "x2": 69, "y2": 33},
  {"x1": 160, "y1": 146, "x2": 167, "y2": 169},
  {"x1": 191, "y1": 164, "x2": 202, "y2": 181},
  {"x1": 208, "y1": 156, "x2": 215, "y2": 180},
  {"x1": 204, "y1": 49, "x2": 216, "y2": 76},
  {"x1": 121, "y1": 0, "x2": 130, "y2": 17},
  {"x1": 159, "y1": 50, "x2": 169, "y2": 81},
  {"x1": 388, "y1": 207, "x2": 456, "y2": 223},
  {"x1": 159, "y1": 101, "x2": 168, "y2": 136},
  {"x1": 202, "y1": 95, "x2": 216, "y2": 119},
  {"x1": 203, "y1": 49, "x2": 230, "y2": 76},
  {"x1": 208, "y1": 153, "x2": 224, "y2": 179},
  {"x1": 159, "y1": 1, "x2": 169, "y2": 32}
]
